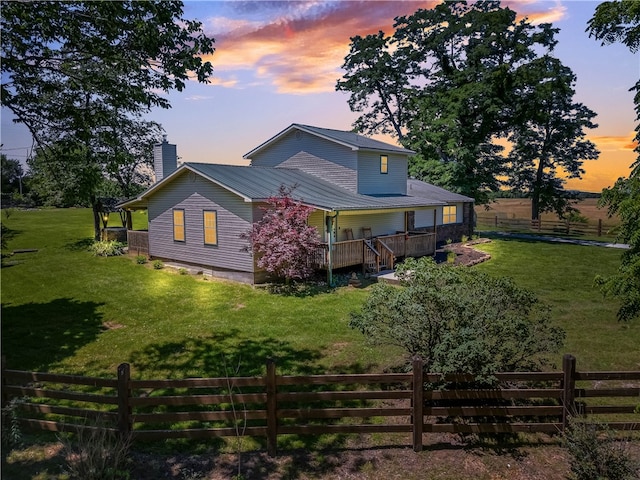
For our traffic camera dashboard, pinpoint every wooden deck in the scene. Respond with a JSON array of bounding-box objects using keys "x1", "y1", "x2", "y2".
[{"x1": 313, "y1": 232, "x2": 436, "y2": 272}]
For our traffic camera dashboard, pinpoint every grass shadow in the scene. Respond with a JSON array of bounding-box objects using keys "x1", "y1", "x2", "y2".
[
  {"x1": 1, "y1": 298, "x2": 106, "y2": 371},
  {"x1": 64, "y1": 237, "x2": 94, "y2": 252},
  {"x1": 128, "y1": 330, "x2": 386, "y2": 457}
]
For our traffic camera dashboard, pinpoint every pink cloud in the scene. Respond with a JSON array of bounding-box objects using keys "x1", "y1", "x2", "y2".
[
  {"x1": 205, "y1": 1, "x2": 437, "y2": 94},
  {"x1": 203, "y1": 0, "x2": 570, "y2": 94}
]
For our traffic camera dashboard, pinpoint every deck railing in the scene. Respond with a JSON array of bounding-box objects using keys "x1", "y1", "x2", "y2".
[{"x1": 313, "y1": 232, "x2": 436, "y2": 272}]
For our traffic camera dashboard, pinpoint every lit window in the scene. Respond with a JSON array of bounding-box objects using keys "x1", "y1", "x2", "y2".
[
  {"x1": 173, "y1": 209, "x2": 185, "y2": 242},
  {"x1": 443, "y1": 205, "x2": 457, "y2": 224},
  {"x1": 380, "y1": 155, "x2": 388, "y2": 174},
  {"x1": 203, "y1": 210, "x2": 218, "y2": 246}
]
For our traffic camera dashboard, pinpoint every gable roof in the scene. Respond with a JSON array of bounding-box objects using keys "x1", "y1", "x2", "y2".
[
  {"x1": 243, "y1": 123, "x2": 415, "y2": 159},
  {"x1": 119, "y1": 163, "x2": 446, "y2": 212}
]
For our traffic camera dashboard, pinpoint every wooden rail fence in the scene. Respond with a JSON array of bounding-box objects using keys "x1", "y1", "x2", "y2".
[
  {"x1": 2, "y1": 355, "x2": 639, "y2": 456},
  {"x1": 476, "y1": 215, "x2": 617, "y2": 238}
]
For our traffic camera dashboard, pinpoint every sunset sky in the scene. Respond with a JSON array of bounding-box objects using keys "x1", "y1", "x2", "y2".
[{"x1": 2, "y1": 0, "x2": 638, "y2": 193}]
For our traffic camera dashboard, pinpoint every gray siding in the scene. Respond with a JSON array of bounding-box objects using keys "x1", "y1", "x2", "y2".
[
  {"x1": 415, "y1": 208, "x2": 437, "y2": 228},
  {"x1": 250, "y1": 130, "x2": 358, "y2": 191},
  {"x1": 357, "y1": 151, "x2": 407, "y2": 195},
  {"x1": 148, "y1": 171, "x2": 254, "y2": 273},
  {"x1": 336, "y1": 212, "x2": 405, "y2": 240}
]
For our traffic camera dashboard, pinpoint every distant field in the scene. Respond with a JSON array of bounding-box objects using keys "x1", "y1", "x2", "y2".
[
  {"x1": 476, "y1": 198, "x2": 618, "y2": 225},
  {"x1": 475, "y1": 198, "x2": 620, "y2": 241}
]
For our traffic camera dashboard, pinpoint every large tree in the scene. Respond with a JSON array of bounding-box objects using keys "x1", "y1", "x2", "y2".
[
  {"x1": 588, "y1": 1, "x2": 640, "y2": 321},
  {"x1": 337, "y1": 1, "x2": 559, "y2": 204},
  {"x1": 1, "y1": 1, "x2": 215, "y2": 238},
  {"x1": 507, "y1": 56, "x2": 599, "y2": 220},
  {"x1": 1, "y1": 154, "x2": 24, "y2": 196}
]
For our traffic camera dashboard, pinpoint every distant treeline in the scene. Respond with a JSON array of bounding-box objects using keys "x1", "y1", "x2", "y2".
[{"x1": 491, "y1": 190, "x2": 601, "y2": 200}]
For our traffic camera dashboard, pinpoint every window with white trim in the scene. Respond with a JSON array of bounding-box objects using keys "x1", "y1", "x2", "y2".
[{"x1": 443, "y1": 205, "x2": 457, "y2": 224}]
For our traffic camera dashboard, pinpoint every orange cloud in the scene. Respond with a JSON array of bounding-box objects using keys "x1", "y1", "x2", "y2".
[
  {"x1": 204, "y1": 1, "x2": 438, "y2": 94},
  {"x1": 201, "y1": 0, "x2": 570, "y2": 95},
  {"x1": 508, "y1": 1, "x2": 567, "y2": 25},
  {"x1": 590, "y1": 132, "x2": 638, "y2": 151}
]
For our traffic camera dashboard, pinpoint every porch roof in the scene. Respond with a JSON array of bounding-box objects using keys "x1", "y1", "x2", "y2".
[{"x1": 118, "y1": 163, "x2": 446, "y2": 212}]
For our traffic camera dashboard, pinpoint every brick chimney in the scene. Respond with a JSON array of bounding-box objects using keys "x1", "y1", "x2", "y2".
[{"x1": 153, "y1": 136, "x2": 177, "y2": 182}]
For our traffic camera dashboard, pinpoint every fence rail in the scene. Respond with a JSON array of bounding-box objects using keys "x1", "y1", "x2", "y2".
[
  {"x1": 476, "y1": 215, "x2": 617, "y2": 238},
  {"x1": 2, "y1": 355, "x2": 639, "y2": 456}
]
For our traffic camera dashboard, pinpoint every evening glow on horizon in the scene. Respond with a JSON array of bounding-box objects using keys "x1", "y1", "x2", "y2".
[{"x1": 1, "y1": 1, "x2": 638, "y2": 193}]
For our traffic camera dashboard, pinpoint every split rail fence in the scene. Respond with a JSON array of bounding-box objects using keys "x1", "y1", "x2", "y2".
[
  {"x1": 476, "y1": 215, "x2": 617, "y2": 238},
  {"x1": 2, "y1": 355, "x2": 639, "y2": 456}
]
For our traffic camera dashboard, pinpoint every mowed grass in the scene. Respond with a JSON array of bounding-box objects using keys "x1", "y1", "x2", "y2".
[
  {"x1": 1, "y1": 208, "x2": 637, "y2": 380},
  {"x1": 1, "y1": 209, "x2": 388, "y2": 379}
]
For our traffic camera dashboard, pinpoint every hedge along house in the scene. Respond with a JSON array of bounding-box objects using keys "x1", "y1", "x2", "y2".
[{"x1": 120, "y1": 124, "x2": 474, "y2": 284}]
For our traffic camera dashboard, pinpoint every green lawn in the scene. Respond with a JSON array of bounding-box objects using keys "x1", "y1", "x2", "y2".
[{"x1": 1, "y1": 209, "x2": 637, "y2": 380}]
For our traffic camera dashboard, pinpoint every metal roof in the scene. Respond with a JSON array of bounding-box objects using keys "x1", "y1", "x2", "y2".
[
  {"x1": 407, "y1": 179, "x2": 474, "y2": 203},
  {"x1": 119, "y1": 163, "x2": 446, "y2": 212},
  {"x1": 243, "y1": 123, "x2": 415, "y2": 159}
]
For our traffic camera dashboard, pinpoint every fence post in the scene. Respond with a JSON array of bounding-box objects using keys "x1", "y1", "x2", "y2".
[
  {"x1": 598, "y1": 219, "x2": 602, "y2": 237},
  {"x1": 1, "y1": 355, "x2": 7, "y2": 408},
  {"x1": 412, "y1": 356, "x2": 424, "y2": 452},
  {"x1": 117, "y1": 363, "x2": 132, "y2": 437},
  {"x1": 266, "y1": 358, "x2": 277, "y2": 457},
  {"x1": 561, "y1": 354, "x2": 576, "y2": 432},
  {"x1": 494, "y1": 215, "x2": 498, "y2": 227}
]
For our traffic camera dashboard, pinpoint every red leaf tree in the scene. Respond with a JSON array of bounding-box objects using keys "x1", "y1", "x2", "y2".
[{"x1": 244, "y1": 185, "x2": 321, "y2": 282}]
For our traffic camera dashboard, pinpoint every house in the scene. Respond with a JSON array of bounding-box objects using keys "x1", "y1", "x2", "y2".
[{"x1": 120, "y1": 124, "x2": 474, "y2": 284}]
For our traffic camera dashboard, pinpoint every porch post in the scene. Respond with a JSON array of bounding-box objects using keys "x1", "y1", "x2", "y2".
[{"x1": 327, "y1": 214, "x2": 334, "y2": 286}]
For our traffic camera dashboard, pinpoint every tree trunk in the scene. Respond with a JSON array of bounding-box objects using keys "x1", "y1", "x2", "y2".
[{"x1": 91, "y1": 196, "x2": 102, "y2": 241}]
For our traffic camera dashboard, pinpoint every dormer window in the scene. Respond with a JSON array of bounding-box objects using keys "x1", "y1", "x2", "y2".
[{"x1": 380, "y1": 155, "x2": 388, "y2": 174}]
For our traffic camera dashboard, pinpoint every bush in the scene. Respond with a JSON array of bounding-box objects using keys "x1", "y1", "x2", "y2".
[
  {"x1": 1, "y1": 397, "x2": 25, "y2": 448},
  {"x1": 89, "y1": 241, "x2": 125, "y2": 257},
  {"x1": 350, "y1": 257, "x2": 565, "y2": 379},
  {"x1": 60, "y1": 418, "x2": 132, "y2": 480},
  {"x1": 178, "y1": 267, "x2": 189, "y2": 275},
  {"x1": 565, "y1": 419, "x2": 639, "y2": 480},
  {"x1": 152, "y1": 260, "x2": 164, "y2": 270}
]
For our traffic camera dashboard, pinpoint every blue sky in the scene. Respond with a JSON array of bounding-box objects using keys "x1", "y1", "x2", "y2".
[{"x1": 2, "y1": 1, "x2": 638, "y2": 192}]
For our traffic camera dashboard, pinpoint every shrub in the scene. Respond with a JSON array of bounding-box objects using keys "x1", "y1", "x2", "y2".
[
  {"x1": 60, "y1": 417, "x2": 132, "y2": 480},
  {"x1": 446, "y1": 251, "x2": 456, "y2": 263},
  {"x1": 242, "y1": 184, "x2": 321, "y2": 283},
  {"x1": 350, "y1": 257, "x2": 565, "y2": 379},
  {"x1": 461, "y1": 235, "x2": 468, "y2": 243},
  {"x1": 135, "y1": 255, "x2": 147, "y2": 264},
  {"x1": 152, "y1": 260, "x2": 164, "y2": 270},
  {"x1": 178, "y1": 267, "x2": 189, "y2": 275},
  {"x1": 565, "y1": 419, "x2": 639, "y2": 480},
  {"x1": 445, "y1": 238, "x2": 452, "y2": 245},
  {"x1": 1, "y1": 397, "x2": 25, "y2": 448},
  {"x1": 89, "y1": 241, "x2": 125, "y2": 257}
]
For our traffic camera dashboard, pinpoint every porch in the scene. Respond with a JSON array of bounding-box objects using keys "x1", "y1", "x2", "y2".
[{"x1": 312, "y1": 232, "x2": 436, "y2": 273}]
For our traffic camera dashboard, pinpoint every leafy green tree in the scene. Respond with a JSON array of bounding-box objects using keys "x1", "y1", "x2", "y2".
[
  {"x1": 350, "y1": 257, "x2": 564, "y2": 379},
  {"x1": 507, "y1": 56, "x2": 599, "y2": 220},
  {"x1": 588, "y1": 1, "x2": 640, "y2": 321},
  {"x1": 337, "y1": 1, "x2": 559, "y2": 204},
  {"x1": 1, "y1": 154, "x2": 23, "y2": 195},
  {"x1": 1, "y1": 1, "x2": 215, "y2": 238}
]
